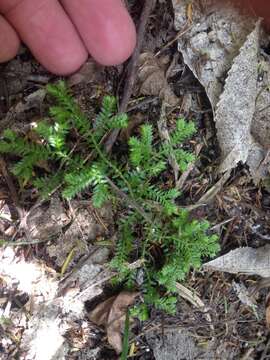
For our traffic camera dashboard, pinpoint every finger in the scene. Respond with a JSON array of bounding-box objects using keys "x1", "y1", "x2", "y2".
[
  {"x1": 0, "y1": 0, "x2": 88, "y2": 75},
  {"x1": 0, "y1": 14, "x2": 20, "y2": 62},
  {"x1": 61, "y1": 0, "x2": 136, "y2": 66}
]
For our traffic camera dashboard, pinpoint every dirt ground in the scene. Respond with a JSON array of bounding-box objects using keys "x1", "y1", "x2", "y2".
[{"x1": 1, "y1": 1, "x2": 270, "y2": 359}]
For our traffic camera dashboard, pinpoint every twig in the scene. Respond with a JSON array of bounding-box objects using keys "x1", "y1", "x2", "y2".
[
  {"x1": 105, "y1": 0, "x2": 156, "y2": 152},
  {"x1": 240, "y1": 348, "x2": 254, "y2": 360},
  {"x1": 105, "y1": 176, "x2": 153, "y2": 224},
  {"x1": 0, "y1": 237, "x2": 50, "y2": 246},
  {"x1": 260, "y1": 335, "x2": 270, "y2": 360},
  {"x1": 76, "y1": 259, "x2": 145, "y2": 300},
  {"x1": 157, "y1": 101, "x2": 180, "y2": 183},
  {"x1": 155, "y1": 23, "x2": 193, "y2": 57},
  {"x1": 176, "y1": 162, "x2": 195, "y2": 189},
  {"x1": 0, "y1": 156, "x2": 19, "y2": 207},
  {"x1": 0, "y1": 156, "x2": 33, "y2": 241}
]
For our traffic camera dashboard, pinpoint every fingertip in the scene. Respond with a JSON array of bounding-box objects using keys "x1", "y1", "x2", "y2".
[
  {"x1": 62, "y1": 0, "x2": 136, "y2": 66},
  {"x1": 95, "y1": 15, "x2": 136, "y2": 66},
  {"x1": 0, "y1": 15, "x2": 20, "y2": 63},
  {"x1": 42, "y1": 48, "x2": 88, "y2": 76},
  {"x1": 4, "y1": 0, "x2": 88, "y2": 75}
]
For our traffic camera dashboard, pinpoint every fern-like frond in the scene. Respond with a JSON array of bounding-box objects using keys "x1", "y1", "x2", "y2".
[
  {"x1": 170, "y1": 118, "x2": 196, "y2": 145},
  {"x1": 34, "y1": 173, "x2": 64, "y2": 199},
  {"x1": 63, "y1": 163, "x2": 106, "y2": 199},
  {"x1": 0, "y1": 81, "x2": 219, "y2": 317},
  {"x1": 36, "y1": 120, "x2": 69, "y2": 155},
  {"x1": 92, "y1": 182, "x2": 111, "y2": 208},
  {"x1": 94, "y1": 96, "x2": 117, "y2": 139},
  {"x1": 111, "y1": 212, "x2": 136, "y2": 268},
  {"x1": 129, "y1": 136, "x2": 144, "y2": 167},
  {"x1": 128, "y1": 124, "x2": 154, "y2": 168},
  {"x1": 145, "y1": 160, "x2": 167, "y2": 177},
  {"x1": 109, "y1": 113, "x2": 128, "y2": 130},
  {"x1": 0, "y1": 130, "x2": 42, "y2": 157},
  {"x1": 48, "y1": 81, "x2": 91, "y2": 135},
  {"x1": 146, "y1": 185, "x2": 180, "y2": 206},
  {"x1": 174, "y1": 149, "x2": 195, "y2": 172}
]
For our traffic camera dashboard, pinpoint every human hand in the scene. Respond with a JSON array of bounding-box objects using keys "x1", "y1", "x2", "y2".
[{"x1": 0, "y1": 0, "x2": 136, "y2": 75}]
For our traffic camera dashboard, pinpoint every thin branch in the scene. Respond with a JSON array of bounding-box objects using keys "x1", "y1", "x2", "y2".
[
  {"x1": 157, "y1": 101, "x2": 180, "y2": 183},
  {"x1": 0, "y1": 156, "x2": 19, "y2": 207},
  {"x1": 105, "y1": 176, "x2": 153, "y2": 224},
  {"x1": 105, "y1": 0, "x2": 156, "y2": 152}
]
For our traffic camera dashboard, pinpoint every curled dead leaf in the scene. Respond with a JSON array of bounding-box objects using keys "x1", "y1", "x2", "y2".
[
  {"x1": 89, "y1": 296, "x2": 116, "y2": 326},
  {"x1": 67, "y1": 60, "x2": 104, "y2": 87},
  {"x1": 88, "y1": 291, "x2": 139, "y2": 354},
  {"x1": 266, "y1": 294, "x2": 270, "y2": 328},
  {"x1": 138, "y1": 52, "x2": 179, "y2": 106}
]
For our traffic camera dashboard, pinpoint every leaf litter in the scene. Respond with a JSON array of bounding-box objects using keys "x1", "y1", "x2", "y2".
[
  {"x1": 172, "y1": 0, "x2": 270, "y2": 284},
  {"x1": 88, "y1": 291, "x2": 139, "y2": 354},
  {"x1": 173, "y1": 0, "x2": 270, "y2": 182},
  {"x1": 171, "y1": 1, "x2": 270, "y2": 351},
  {"x1": 3, "y1": 0, "x2": 270, "y2": 358}
]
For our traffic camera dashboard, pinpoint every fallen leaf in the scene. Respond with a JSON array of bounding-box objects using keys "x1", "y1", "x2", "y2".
[
  {"x1": 215, "y1": 21, "x2": 260, "y2": 173},
  {"x1": 173, "y1": 0, "x2": 270, "y2": 183},
  {"x1": 204, "y1": 245, "x2": 270, "y2": 277},
  {"x1": 138, "y1": 52, "x2": 179, "y2": 106},
  {"x1": 266, "y1": 294, "x2": 270, "y2": 328},
  {"x1": 88, "y1": 296, "x2": 116, "y2": 326},
  {"x1": 67, "y1": 60, "x2": 104, "y2": 87},
  {"x1": 88, "y1": 291, "x2": 138, "y2": 354},
  {"x1": 172, "y1": 0, "x2": 254, "y2": 109}
]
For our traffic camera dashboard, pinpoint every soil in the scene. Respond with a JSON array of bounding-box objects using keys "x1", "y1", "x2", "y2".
[{"x1": 1, "y1": 1, "x2": 270, "y2": 359}]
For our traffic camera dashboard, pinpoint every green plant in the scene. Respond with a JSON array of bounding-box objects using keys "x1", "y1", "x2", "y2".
[{"x1": 0, "y1": 81, "x2": 219, "y2": 315}]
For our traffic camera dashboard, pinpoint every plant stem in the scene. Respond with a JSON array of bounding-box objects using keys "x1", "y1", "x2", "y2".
[{"x1": 105, "y1": 176, "x2": 153, "y2": 224}]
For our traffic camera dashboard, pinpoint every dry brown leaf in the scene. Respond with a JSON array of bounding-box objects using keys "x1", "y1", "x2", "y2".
[
  {"x1": 88, "y1": 296, "x2": 116, "y2": 326},
  {"x1": 88, "y1": 291, "x2": 138, "y2": 354},
  {"x1": 266, "y1": 295, "x2": 270, "y2": 328},
  {"x1": 107, "y1": 291, "x2": 138, "y2": 354},
  {"x1": 138, "y1": 52, "x2": 178, "y2": 106},
  {"x1": 67, "y1": 60, "x2": 103, "y2": 87}
]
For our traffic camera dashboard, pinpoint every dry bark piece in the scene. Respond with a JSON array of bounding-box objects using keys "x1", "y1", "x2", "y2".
[
  {"x1": 146, "y1": 329, "x2": 215, "y2": 360},
  {"x1": 89, "y1": 291, "x2": 138, "y2": 354},
  {"x1": 204, "y1": 244, "x2": 270, "y2": 278},
  {"x1": 172, "y1": 0, "x2": 254, "y2": 109},
  {"x1": 215, "y1": 20, "x2": 260, "y2": 173},
  {"x1": 173, "y1": 0, "x2": 270, "y2": 182}
]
